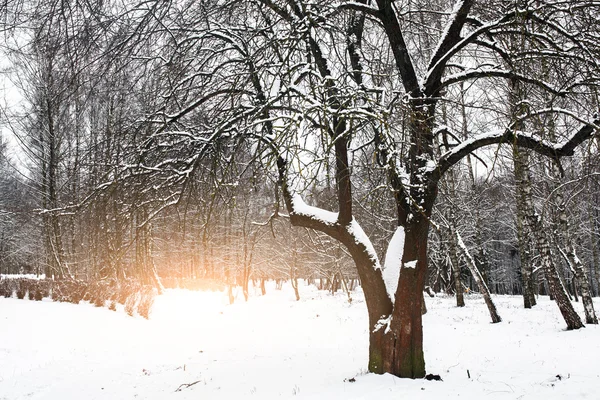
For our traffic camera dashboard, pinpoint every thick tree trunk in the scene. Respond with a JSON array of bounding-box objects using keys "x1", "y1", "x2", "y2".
[
  {"x1": 385, "y1": 217, "x2": 429, "y2": 378},
  {"x1": 344, "y1": 244, "x2": 392, "y2": 375}
]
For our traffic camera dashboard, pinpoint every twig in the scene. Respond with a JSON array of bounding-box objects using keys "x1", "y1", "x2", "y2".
[{"x1": 175, "y1": 380, "x2": 202, "y2": 392}]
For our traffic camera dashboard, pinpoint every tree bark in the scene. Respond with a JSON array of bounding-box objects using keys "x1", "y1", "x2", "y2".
[
  {"x1": 557, "y1": 201, "x2": 598, "y2": 324},
  {"x1": 386, "y1": 216, "x2": 429, "y2": 378},
  {"x1": 446, "y1": 170, "x2": 465, "y2": 307},
  {"x1": 513, "y1": 143, "x2": 537, "y2": 308},
  {"x1": 456, "y1": 230, "x2": 502, "y2": 323},
  {"x1": 562, "y1": 248, "x2": 598, "y2": 324},
  {"x1": 529, "y1": 212, "x2": 585, "y2": 329}
]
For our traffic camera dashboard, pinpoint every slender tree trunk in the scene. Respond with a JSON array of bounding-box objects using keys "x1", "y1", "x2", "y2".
[
  {"x1": 528, "y1": 210, "x2": 584, "y2": 329},
  {"x1": 562, "y1": 248, "x2": 598, "y2": 324},
  {"x1": 260, "y1": 277, "x2": 266, "y2": 296},
  {"x1": 590, "y1": 195, "x2": 600, "y2": 296},
  {"x1": 339, "y1": 269, "x2": 353, "y2": 303},
  {"x1": 446, "y1": 171, "x2": 465, "y2": 307},
  {"x1": 461, "y1": 84, "x2": 490, "y2": 287},
  {"x1": 456, "y1": 231, "x2": 501, "y2": 323},
  {"x1": 513, "y1": 147, "x2": 537, "y2": 308},
  {"x1": 557, "y1": 201, "x2": 598, "y2": 324}
]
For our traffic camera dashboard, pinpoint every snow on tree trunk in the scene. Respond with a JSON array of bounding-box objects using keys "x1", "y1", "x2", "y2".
[
  {"x1": 568, "y1": 250, "x2": 598, "y2": 324},
  {"x1": 456, "y1": 230, "x2": 501, "y2": 323},
  {"x1": 589, "y1": 199, "x2": 600, "y2": 296},
  {"x1": 383, "y1": 226, "x2": 405, "y2": 301},
  {"x1": 555, "y1": 201, "x2": 597, "y2": 323},
  {"x1": 449, "y1": 227, "x2": 464, "y2": 307},
  {"x1": 531, "y1": 213, "x2": 585, "y2": 329},
  {"x1": 385, "y1": 216, "x2": 429, "y2": 379}
]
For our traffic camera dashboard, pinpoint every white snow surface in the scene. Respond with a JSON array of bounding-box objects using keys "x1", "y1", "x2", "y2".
[
  {"x1": 291, "y1": 194, "x2": 338, "y2": 225},
  {"x1": 1, "y1": 274, "x2": 46, "y2": 280},
  {"x1": 2, "y1": 284, "x2": 600, "y2": 400},
  {"x1": 383, "y1": 226, "x2": 405, "y2": 300},
  {"x1": 348, "y1": 219, "x2": 381, "y2": 270}
]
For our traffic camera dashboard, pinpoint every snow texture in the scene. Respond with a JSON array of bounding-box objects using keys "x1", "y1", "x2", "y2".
[
  {"x1": 373, "y1": 315, "x2": 392, "y2": 334},
  {"x1": 440, "y1": 129, "x2": 505, "y2": 159},
  {"x1": 403, "y1": 260, "x2": 417, "y2": 269},
  {"x1": 348, "y1": 219, "x2": 381, "y2": 270},
  {"x1": 424, "y1": 159, "x2": 437, "y2": 172},
  {"x1": 0, "y1": 273, "x2": 45, "y2": 280},
  {"x1": 291, "y1": 194, "x2": 338, "y2": 225},
  {"x1": 2, "y1": 286, "x2": 599, "y2": 400},
  {"x1": 383, "y1": 226, "x2": 405, "y2": 300}
]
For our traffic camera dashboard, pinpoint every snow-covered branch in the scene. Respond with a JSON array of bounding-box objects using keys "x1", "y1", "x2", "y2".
[
  {"x1": 441, "y1": 69, "x2": 565, "y2": 96},
  {"x1": 434, "y1": 119, "x2": 600, "y2": 180},
  {"x1": 423, "y1": 0, "x2": 474, "y2": 95},
  {"x1": 337, "y1": 1, "x2": 380, "y2": 17}
]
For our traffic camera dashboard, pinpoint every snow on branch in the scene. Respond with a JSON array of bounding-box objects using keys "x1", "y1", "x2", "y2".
[
  {"x1": 424, "y1": 0, "x2": 474, "y2": 94},
  {"x1": 347, "y1": 218, "x2": 381, "y2": 271},
  {"x1": 290, "y1": 194, "x2": 338, "y2": 226},
  {"x1": 434, "y1": 119, "x2": 600, "y2": 179},
  {"x1": 441, "y1": 69, "x2": 565, "y2": 96},
  {"x1": 336, "y1": 1, "x2": 380, "y2": 17}
]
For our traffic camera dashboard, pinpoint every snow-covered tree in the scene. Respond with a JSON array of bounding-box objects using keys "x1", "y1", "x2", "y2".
[{"x1": 112, "y1": 0, "x2": 600, "y2": 378}]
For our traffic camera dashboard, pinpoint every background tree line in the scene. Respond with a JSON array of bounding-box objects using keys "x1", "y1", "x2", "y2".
[{"x1": 0, "y1": 0, "x2": 597, "y2": 302}]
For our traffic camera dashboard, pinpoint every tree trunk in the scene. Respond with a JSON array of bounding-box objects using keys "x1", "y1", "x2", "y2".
[
  {"x1": 449, "y1": 228, "x2": 464, "y2": 306},
  {"x1": 339, "y1": 269, "x2": 353, "y2": 303},
  {"x1": 291, "y1": 238, "x2": 300, "y2": 301},
  {"x1": 228, "y1": 283, "x2": 234, "y2": 305},
  {"x1": 446, "y1": 171, "x2": 465, "y2": 307},
  {"x1": 589, "y1": 195, "x2": 600, "y2": 296},
  {"x1": 461, "y1": 86, "x2": 491, "y2": 288},
  {"x1": 456, "y1": 230, "x2": 502, "y2": 323},
  {"x1": 260, "y1": 277, "x2": 266, "y2": 296},
  {"x1": 565, "y1": 249, "x2": 598, "y2": 324},
  {"x1": 513, "y1": 147, "x2": 537, "y2": 308},
  {"x1": 531, "y1": 214, "x2": 584, "y2": 329},
  {"x1": 556, "y1": 200, "x2": 598, "y2": 324},
  {"x1": 385, "y1": 217, "x2": 429, "y2": 378}
]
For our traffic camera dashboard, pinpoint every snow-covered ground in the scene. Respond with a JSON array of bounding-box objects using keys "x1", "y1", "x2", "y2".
[{"x1": 1, "y1": 282, "x2": 599, "y2": 400}]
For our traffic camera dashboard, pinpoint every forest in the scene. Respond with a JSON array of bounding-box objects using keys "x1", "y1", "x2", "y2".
[{"x1": 0, "y1": 0, "x2": 599, "y2": 380}]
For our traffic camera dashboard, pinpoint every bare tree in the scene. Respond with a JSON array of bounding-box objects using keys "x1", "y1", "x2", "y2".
[{"x1": 108, "y1": 0, "x2": 600, "y2": 378}]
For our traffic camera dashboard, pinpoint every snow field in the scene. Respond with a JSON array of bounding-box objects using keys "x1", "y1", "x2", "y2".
[{"x1": 1, "y1": 282, "x2": 598, "y2": 399}]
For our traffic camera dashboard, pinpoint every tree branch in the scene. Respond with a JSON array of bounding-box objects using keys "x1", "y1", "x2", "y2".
[
  {"x1": 441, "y1": 69, "x2": 566, "y2": 96},
  {"x1": 338, "y1": 1, "x2": 380, "y2": 18},
  {"x1": 374, "y1": 0, "x2": 421, "y2": 97},
  {"x1": 434, "y1": 119, "x2": 600, "y2": 180},
  {"x1": 423, "y1": 0, "x2": 474, "y2": 96}
]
